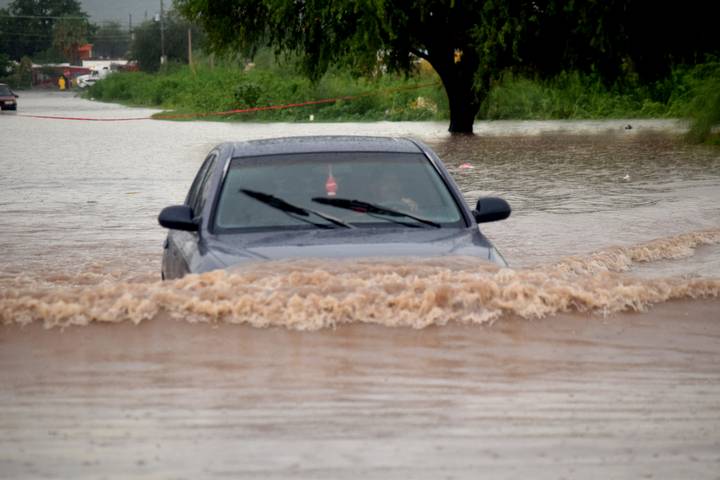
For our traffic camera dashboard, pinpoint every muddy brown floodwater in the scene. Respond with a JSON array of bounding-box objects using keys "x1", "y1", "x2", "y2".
[{"x1": 1, "y1": 91, "x2": 719, "y2": 479}]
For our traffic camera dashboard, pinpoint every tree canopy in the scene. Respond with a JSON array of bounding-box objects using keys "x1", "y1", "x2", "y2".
[
  {"x1": 176, "y1": 0, "x2": 718, "y2": 133},
  {"x1": 130, "y1": 12, "x2": 204, "y2": 72},
  {"x1": 92, "y1": 22, "x2": 131, "y2": 59},
  {"x1": 52, "y1": 15, "x2": 89, "y2": 64},
  {"x1": 0, "y1": 0, "x2": 88, "y2": 61}
]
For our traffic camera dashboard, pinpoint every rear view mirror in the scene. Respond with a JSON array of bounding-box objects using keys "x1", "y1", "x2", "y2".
[
  {"x1": 473, "y1": 197, "x2": 511, "y2": 223},
  {"x1": 158, "y1": 205, "x2": 198, "y2": 231}
]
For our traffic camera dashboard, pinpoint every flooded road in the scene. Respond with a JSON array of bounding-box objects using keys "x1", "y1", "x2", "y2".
[{"x1": 1, "y1": 91, "x2": 719, "y2": 478}]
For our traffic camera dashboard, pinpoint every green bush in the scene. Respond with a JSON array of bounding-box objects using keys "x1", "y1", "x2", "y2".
[
  {"x1": 666, "y1": 62, "x2": 720, "y2": 144},
  {"x1": 0, "y1": 56, "x2": 32, "y2": 89},
  {"x1": 234, "y1": 80, "x2": 263, "y2": 108},
  {"x1": 479, "y1": 71, "x2": 649, "y2": 120},
  {"x1": 85, "y1": 58, "x2": 719, "y2": 142},
  {"x1": 87, "y1": 59, "x2": 447, "y2": 122}
]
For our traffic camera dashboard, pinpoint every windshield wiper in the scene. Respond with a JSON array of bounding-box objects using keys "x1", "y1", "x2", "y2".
[
  {"x1": 240, "y1": 189, "x2": 353, "y2": 229},
  {"x1": 311, "y1": 197, "x2": 441, "y2": 228}
]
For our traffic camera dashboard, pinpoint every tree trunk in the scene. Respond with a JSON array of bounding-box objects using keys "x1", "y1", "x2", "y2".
[
  {"x1": 445, "y1": 81, "x2": 481, "y2": 134},
  {"x1": 430, "y1": 50, "x2": 485, "y2": 134}
]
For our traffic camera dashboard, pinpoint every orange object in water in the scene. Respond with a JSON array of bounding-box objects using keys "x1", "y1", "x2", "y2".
[{"x1": 325, "y1": 167, "x2": 337, "y2": 196}]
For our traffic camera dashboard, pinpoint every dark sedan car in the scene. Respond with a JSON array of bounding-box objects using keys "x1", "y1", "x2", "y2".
[
  {"x1": 159, "y1": 136, "x2": 511, "y2": 279},
  {"x1": 0, "y1": 83, "x2": 18, "y2": 111}
]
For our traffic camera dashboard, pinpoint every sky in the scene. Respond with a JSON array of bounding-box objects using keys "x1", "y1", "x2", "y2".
[{"x1": 0, "y1": 0, "x2": 164, "y2": 25}]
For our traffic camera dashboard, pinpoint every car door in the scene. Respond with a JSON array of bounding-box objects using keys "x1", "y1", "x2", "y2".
[{"x1": 164, "y1": 152, "x2": 217, "y2": 278}]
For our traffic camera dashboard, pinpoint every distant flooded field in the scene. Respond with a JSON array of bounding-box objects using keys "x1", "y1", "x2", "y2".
[{"x1": 1, "y1": 91, "x2": 719, "y2": 479}]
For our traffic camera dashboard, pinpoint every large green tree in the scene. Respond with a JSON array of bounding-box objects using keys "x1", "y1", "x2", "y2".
[
  {"x1": 175, "y1": 0, "x2": 499, "y2": 133},
  {"x1": 52, "y1": 15, "x2": 89, "y2": 64},
  {"x1": 130, "y1": 11, "x2": 204, "y2": 72},
  {"x1": 177, "y1": 0, "x2": 717, "y2": 133},
  {"x1": 0, "y1": 0, "x2": 88, "y2": 61}
]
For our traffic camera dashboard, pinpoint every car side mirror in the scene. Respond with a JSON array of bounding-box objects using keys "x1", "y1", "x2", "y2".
[
  {"x1": 13, "y1": 94, "x2": 19, "y2": 98},
  {"x1": 473, "y1": 197, "x2": 511, "y2": 223},
  {"x1": 158, "y1": 205, "x2": 198, "y2": 231}
]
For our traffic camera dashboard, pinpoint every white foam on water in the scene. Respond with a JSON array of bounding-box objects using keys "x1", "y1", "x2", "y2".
[{"x1": 2, "y1": 229, "x2": 718, "y2": 330}]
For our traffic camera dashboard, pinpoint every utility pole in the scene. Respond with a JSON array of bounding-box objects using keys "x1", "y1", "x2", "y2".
[
  {"x1": 129, "y1": 13, "x2": 135, "y2": 43},
  {"x1": 188, "y1": 27, "x2": 194, "y2": 72},
  {"x1": 160, "y1": 0, "x2": 166, "y2": 65}
]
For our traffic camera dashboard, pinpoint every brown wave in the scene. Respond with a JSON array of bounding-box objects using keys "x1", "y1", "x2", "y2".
[
  {"x1": 551, "y1": 228, "x2": 720, "y2": 275},
  {"x1": 1, "y1": 229, "x2": 719, "y2": 330}
]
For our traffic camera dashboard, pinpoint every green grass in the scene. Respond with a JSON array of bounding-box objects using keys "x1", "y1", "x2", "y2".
[
  {"x1": 87, "y1": 60, "x2": 448, "y2": 122},
  {"x1": 671, "y1": 63, "x2": 720, "y2": 144},
  {"x1": 480, "y1": 71, "x2": 663, "y2": 119},
  {"x1": 478, "y1": 63, "x2": 720, "y2": 143},
  {"x1": 87, "y1": 58, "x2": 720, "y2": 143}
]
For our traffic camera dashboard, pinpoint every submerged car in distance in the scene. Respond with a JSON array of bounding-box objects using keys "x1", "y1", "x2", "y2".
[
  {"x1": 158, "y1": 136, "x2": 511, "y2": 279},
  {"x1": 0, "y1": 83, "x2": 18, "y2": 111}
]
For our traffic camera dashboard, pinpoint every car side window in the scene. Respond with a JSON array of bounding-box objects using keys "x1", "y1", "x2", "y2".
[
  {"x1": 195, "y1": 158, "x2": 217, "y2": 218},
  {"x1": 186, "y1": 153, "x2": 217, "y2": 218}
]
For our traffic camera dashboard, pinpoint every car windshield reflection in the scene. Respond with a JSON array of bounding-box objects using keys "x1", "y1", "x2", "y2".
[{"x1": 213, "y1": 152, "x2": 465, "y2": 232}]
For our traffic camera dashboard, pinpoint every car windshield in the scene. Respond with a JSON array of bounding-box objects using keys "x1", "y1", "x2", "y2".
[
  {"x1": 0, "y1": 85, "x2": 12, "y2": 96},
  {"x1": 214, "y1": 152, "x2": 466, "y2": 232}
]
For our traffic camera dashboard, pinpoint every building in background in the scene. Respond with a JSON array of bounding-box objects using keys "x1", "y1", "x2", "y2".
[{"x1": 77, "y1": 44, "x2": 94, "y2": 61}]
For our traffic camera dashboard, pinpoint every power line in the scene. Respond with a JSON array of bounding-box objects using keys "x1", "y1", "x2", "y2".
[
  {"x1": 0, "y1": 14, "x2": 88, "y2": 20},
  {"x1": 0, "y1": 30, "x2": 52, "y2": 37},
  {"x1": 0, "y1": 30, "x2": 131, "y2": 39}
]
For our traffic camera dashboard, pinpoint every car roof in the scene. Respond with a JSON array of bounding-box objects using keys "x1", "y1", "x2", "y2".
[{"x1": 228, "y1": 136, "x2": 423, "y2": 158}]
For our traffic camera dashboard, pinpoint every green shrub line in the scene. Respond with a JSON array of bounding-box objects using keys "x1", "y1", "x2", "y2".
[
  {"x1": 86, "y1": 62, "x2": 448, "y2": 122},
  {"x1": 479, "y1": 64, "x2": 720, "y2": 144},
  {"x1": 85, "y1": 60, "x2": 720, "y2": 143}
]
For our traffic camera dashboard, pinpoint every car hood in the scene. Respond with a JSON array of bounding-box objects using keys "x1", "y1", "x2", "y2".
[{"x1": 200, "y1": 227, "x2": 505, "y2": 271}]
